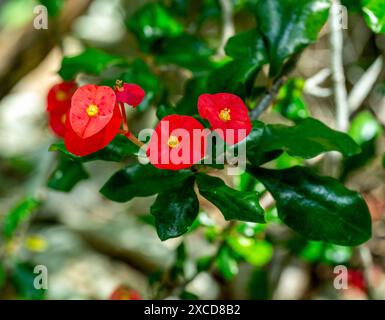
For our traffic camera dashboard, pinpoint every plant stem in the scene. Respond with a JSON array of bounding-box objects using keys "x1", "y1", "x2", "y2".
[
  {"x1": 217, "y1": 0, "x2": 235, "y2": 57},
  {"x1": 250, "y1": 78, "x2": 285, "y2": 120},
  {"x1": 330, "y1": 0, "x2": 349, "y2": 133}
]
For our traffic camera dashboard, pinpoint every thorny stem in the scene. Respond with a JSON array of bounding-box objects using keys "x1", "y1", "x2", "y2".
[{"x1": 249, "y1": 78, "x2": 286, "y2": 120}]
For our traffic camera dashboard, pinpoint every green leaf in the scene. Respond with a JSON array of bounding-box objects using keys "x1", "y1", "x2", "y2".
[
  {"x1": 100, "y1": 164, "x2": 193, "y2": 202},
  {"x1": 362, "y1": 0, "x2": 385, "y2": 33},
  {"x1": 216, "y1": 247, "x2": 239, "y2": 280},
  {"x1": 49, "y1": 135, "x2": 139, "y2": 163},
  {"x1": 0, "y1": 263, "x2": 6, "y2": 290},
  {"x1": 156, "y1": 34, "x2": 215, "y2": 72},
  {"x1": 196, "y1": 173, "x2": 265, "y2": 223},
  {"x1": 11, "y1": 263, "x2": 45, "y2": 300},
  {"x1": 255, "y1": 0, "x2": 331, "y2": 77},
  {"x1": 246, "y1": 118, "x2": 361, "y2": 164},
  {"x1": 151, "y1": 177, "x2": 199, "y2": 241},
  {"x1": 273, "y1": 78, "x2": 309, "y2": 122},
  {"x1": 342, "y1": 111, "x2": 381, "y2": 179},
  {"x1": 3, "y1": 197, "x2": 40, "y2": 239},
  {"x1": 39, "y1": 0, "x2": 64, "y2": 16},
  {"x1": 225, "y1": 28, "x2": 268, "y2": 64},
  {"x1": 126, "y1": 3, "x2": 183, "y2": 52},
  {"x1": 47, "y1": 157, "x2": 89, "y2": 192},
  {"x1": 58, "y1": 48, "x2": 125, "y2": 81},
  {"x1": 175, "y1": 76, "x2": 208, "y2": 116},
  {"x1": 348, "y1": 111, "x2": 382, "y2": 145},
  {"x1": 227, "y1": 236, "x2": 273, "y2": 267},
  {"x1": 248, "y1": 166, "x2": 372, "y2": 246},
  {"x1": 208, "y1": 60, "x2": 260, "y2": 98}
]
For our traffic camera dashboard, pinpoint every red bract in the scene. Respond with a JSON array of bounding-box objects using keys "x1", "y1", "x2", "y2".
[
  {"x1": 65, "y1": 106, "x2": 122, "y2": 156},
  {"x1": 47, "y1": 81, "x2": 77, "y2": 112},
  {"x1": 70, "y1": 84, "x2": 117, "y2": 138},
  {"x1": 109, "y1": 285, "x2": 141, "y2": 300},
  {"x1": 348, "y1": 269, "x2": 366, "y2": 292},
  {"x1": 115, "y1": 82, "x2": 145, "y2": 107},
  {"x1": 198, "y1": 93, "x2": 252, "y2": 145},
  {"x1": 64, "y1": 84, "x2": 122, "y2": 156},
  {"x1": 46, "y1": 81, "x2": 77, "y2": 137},
  {"x1": 147, "y1": 114, "x2": 208, "y2": 170}
]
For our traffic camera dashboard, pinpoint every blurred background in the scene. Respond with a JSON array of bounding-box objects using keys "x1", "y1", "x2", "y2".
[{"x1": 0, "y1": 0, "x2": 385, "y2": 300}]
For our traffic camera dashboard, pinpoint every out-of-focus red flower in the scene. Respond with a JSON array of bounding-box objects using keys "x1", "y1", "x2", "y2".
[
  {"x1": 198, "y1": 93, "x2": 251, "y2": 145},
  {"x1": 46, "y1": 81, "x2": 77, "y2": 137},
  {"x1": 115, "y1": 81, "x2": 145, "y2": 107},
  {"x1": 348, "y1": 269, "x2": 366, "y2": 292},
  {"x1": 109, "y1": 285, "x2": 141, "y2": 300},
  {"x1": 64, "y1": 84, "x2": 122, "y2": 156},
  {"x1": 146, "y1": 114, "x2": 208, "y2": 170}
]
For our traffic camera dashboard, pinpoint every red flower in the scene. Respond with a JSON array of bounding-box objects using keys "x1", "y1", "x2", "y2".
[
  {"x1": 115, "y1": 81, "x2": 145, "y2": 107},
  {"x1": 109, "y1": 285, "x2": 141, "y2": 300},
  {"x1": 198, "y1": 93, "x2": 252, "y2": 144},
  {"x1": 348, "y1": 269, "x2": 366, "y2": 292},
  {"x1": 147, "y1": 115, "x2": 208, "y2": 170},
  {"x1": 64, "y1": 84, "x2": 122, "y2": 156},
  {"x1": 46, "y1": 81, "x2": 77, "y2": 137}
]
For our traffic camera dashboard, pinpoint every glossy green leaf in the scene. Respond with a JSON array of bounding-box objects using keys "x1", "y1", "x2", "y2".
[
  {"x1": 126, "y1": 3, "x2": 183, "y2": 52},
  {"x1": 156, "y1": 34, "x2": 215, "y2": 72},
  {"x1": 3, "y1": 197, "x2": 40, "y2": 239},
  {"x1": 58, "y1": 48, "x2": 125, "y2": 81},
  {"x1": 196, "y1": 173, "x2": 265, "y2": 223},
  {"x1": 151, "y1": 177, "x2": 199, "y2": 241},
  {"x1": 246, "y1": 118, "x2": 361, "y2": 164},
  {"x1": 100, "y1": 164, "x2": 193, "y2": 202},
  {"x1": 362, "y1": 0, "x2": 385, "y2": 33},
  {"x1": 11, "y1": 263, "x2": 45, "y2": 300},
  {"x1": 49, "y1": 135, "x2": 139, "y2": 163},
  {"x1": 248, "y1": 166, "x2": 372, "y2": 246},
  {"x1": 39, "y1": 0, "x2": 64, "y2": 16},
  {"x1": 47, "y1": 158, "x2": 89, "y2": 192},
  {"x1": 208, "y1": 60, "x2": 260, "y2": 98},
  {"x1": 255, "y1": 0, "x2": 331, "y2": 76},
  {"x1": 227, "y1": 236, "x2": 273, "y2": 267},
  {"x1": 225, "y1": 28, "x2": 268, "y2": 64},
  {"x1": 216, "y1": 247, "x2": 239, "y2": 280},
  {"x1": 175, "y1": 76, "x2": 208, "y2": 116}
]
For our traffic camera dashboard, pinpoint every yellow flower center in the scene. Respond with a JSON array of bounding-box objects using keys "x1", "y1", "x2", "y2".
[
  {"x1": 167, "y1": 135, "x2": 179, "y2": 148},
  {"x1": 56, "y1": 90, "x2": 67, "y2": 101},
  {"x1": 219, "y1": 108, "x2": 231, "y2": 122},
  {"x1": 86, "y1": 104, "x2": 99, "y2": 117}
]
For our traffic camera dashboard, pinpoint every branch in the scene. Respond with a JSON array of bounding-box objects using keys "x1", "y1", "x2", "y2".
[
  {"x1": 217, "y1": 0, "x2": 235, "y2": 57},
  {"x1": 304, "y1": 68, "x2": 332, "y2": 98},
  {"x1": 330, "y1": 0, "x2": 349, "y2": 132},
  {"x1": 0, "y1": 0, "x2": 92, "y2": 101},
  {"x1": 250, "y1": 78, "x2": 285, "y2": 120},
  {"x1": 348, "y1": 56, "x2": 384, "y2": 113}
]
